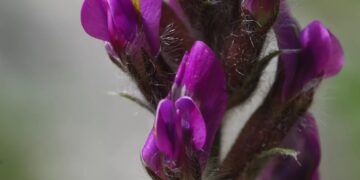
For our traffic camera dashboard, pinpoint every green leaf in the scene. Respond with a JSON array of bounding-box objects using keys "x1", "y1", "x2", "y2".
[
  {"x1": 110, "y1": 91, "x2": 155, "y2": 114},
  {"x1": 228, "y1": 50, "x2": 281, "y2": 109}
]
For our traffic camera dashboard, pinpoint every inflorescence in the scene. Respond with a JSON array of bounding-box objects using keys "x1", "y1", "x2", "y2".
[{"x1": 81, "y1": 0, "x2": 344, "y2": 179}]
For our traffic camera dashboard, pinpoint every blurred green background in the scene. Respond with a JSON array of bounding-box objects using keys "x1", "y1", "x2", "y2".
[{"x1": 0, "y1": 0, "x2": 358, "y2": 179}]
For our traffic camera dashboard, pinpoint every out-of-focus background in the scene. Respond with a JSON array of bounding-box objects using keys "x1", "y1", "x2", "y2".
[{"x1": 0, "y1": 0, "x2": 358, "y2": 179}]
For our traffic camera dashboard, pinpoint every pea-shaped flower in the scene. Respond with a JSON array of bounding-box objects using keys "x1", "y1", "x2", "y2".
[
  {"x1": 81, "y1": 0, "x2": 163, "y2": 54},
  {"x1": 141, "y1": 41, "x2": 228, "y2": 179}
]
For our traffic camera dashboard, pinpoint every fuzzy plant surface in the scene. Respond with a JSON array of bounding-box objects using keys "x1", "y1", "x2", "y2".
[{"x1": 81, "y1": 0, "x2": 344, "y2": 179}]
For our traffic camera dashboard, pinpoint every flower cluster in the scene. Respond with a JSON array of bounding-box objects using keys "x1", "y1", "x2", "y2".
[{"x1": 81, "y1": 0, "x2": 344, "y2": 179}]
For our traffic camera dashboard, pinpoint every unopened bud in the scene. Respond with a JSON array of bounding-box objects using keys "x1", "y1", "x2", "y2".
[{"x1": 242, "y1": 0, "x2": 280, "y2": 26}]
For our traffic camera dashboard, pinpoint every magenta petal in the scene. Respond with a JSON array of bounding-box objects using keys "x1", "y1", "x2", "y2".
[
  {"x1": 275, "y1": 14, "x2": 344, "y2": 100},
  {"x1": 325, "y1": 32, "x2": 345, "y2": 77},
  {"x1": 141, "y1": 0, "x2": 162, "y2": 53},
  {"x1": 300, "y1": 20, "x2": 344, "y2": 78},
  {"x1": 175, "y1": 96, "x2": 206, "y2": 150},
  {"x1": 174, "y1": 52, "x2": 188, "y2": 86},
  {"x1": 154, "y1": 99, "x2": 177, "y2": 158},
  {"x1": 288, "y1": 21, "x2": 344, "y2": 95},
  {"x1": 108, "y1": 0, "x2": 137, "y2": 42},
  {"x1": 274, "y1": 3, "x2": 300, "y2": 50},
  {"x1": 183, "y1": 41, "x2": 228, "y2": 152},
  {"x1": 312, "y1": 170, "x2": 320, "y2": 180},
  {"x1": 81, "y1": 0, "x2": 110, "y2": 41},
  {"x1": 142, "y1": 130, "x2": 162, "y2": 176},
  {"x1": 273, "y1": 2, "x2": 301, "y2": 100},
  {"x1": 257, "y1": 113, "x2": 321, "y2": 180}
]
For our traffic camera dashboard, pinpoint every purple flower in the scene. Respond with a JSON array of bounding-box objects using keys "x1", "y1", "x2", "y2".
[
  {"x1": 81, "y1": 0, "x2": 162, "y2": 54},
  {"x1": 141, "y1": 41, "x2": 228, "y2": 177},
  {"x1": 257, "y1": 113, "x2": 320, "y2": 180},
  {"x1": 221, "y1": 8, "x2": 344, "y2": 178},
  {"x1": 275, "y1": 19, "x2": 344, "y2": 100},
  {"x1": 251, "y1": 13, "x2": 343, "y2": 179},
  {"x1": 251, "y1": 18, "x2": 342, "y2": 179}
]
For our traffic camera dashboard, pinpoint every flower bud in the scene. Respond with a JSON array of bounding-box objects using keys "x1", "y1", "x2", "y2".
[{"x1": 242, "y1": 0, "x2": 280, "y2": 26}]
